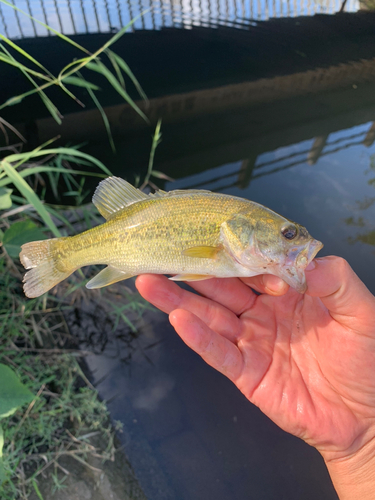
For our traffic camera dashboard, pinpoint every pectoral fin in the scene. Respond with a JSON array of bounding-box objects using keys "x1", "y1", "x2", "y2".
[
  {"x1": 169, "y1": 274, "x2": 214, "y2": 282},
  {"x1": 86, "y1": 266, "x2": 135, "y2": 289},
  {"x1": 221, "y1": 216, "x2": 254, "y2": 255},
  {"x1": 183, "y1": 245, "x2": 221, "y2": 259}
]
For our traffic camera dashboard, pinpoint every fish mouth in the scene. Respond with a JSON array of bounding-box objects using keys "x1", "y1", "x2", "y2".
[{"x1": 278, "y1": 239, "x2": 323, "y2": 293}]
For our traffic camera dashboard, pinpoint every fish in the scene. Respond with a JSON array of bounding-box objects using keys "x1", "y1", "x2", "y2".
[{"x1": 20, "y1": 176, "x2": 323, "y2": 298}]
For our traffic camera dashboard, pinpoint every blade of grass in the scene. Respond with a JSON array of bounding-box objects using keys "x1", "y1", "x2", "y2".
[
  {"x1": 141, "y1": 119, "x2": 162, "y2": 189},
  {"x1": 0, "y1": 34, "x2": 53, "y2": 77},
  {"x1": 0, "y1": 44, "x2": 62, "y2": 124},
  {"x1": 86, "y1": 61, "x2": 149, "y2": 123},
  {"x1": 0, "y1": 15, "x2": 145, "y2": 115},
  {"x1": 11, "y1": 148, "x2": 112, "y2": 176},
  {"x1": 105, "y1": 50, "x2": 125, "y2": 89},
  {"x1": 5, "y1": 148, "x2": 112, "y2": 176},
  {"x1": 106, "y1": 49, "x2": 148, "y2": 101},
  {"x1": 0, "y1": 58, "x2": 50, "y2": 80},
  {"x1": 62, "y1": 76, "x2": 100, "y2": 90},
  {"x1": 75, "y1": 71, "x2": 115, "y2": 154},
  {"x1": 1, "y1": 160, "x2": 60, "y2": 237},
  {"x1": 0, "y1": 137, "x2": 60, "y2": 174},
  {"x1": 0, "y1": 117, "x2": 26, "y2": 143},
  {"x1": 0, "y1": 167, "x2": 107, "y2": 188}
]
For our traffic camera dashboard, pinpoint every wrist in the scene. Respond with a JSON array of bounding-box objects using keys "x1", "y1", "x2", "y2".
[{"x1": 324, "y1": 438, "x2": 375, "y2": 500}]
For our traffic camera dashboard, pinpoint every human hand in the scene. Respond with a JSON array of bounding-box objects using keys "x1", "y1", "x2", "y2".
[{"x1": 136, "y1": 257, "x2": 375, "y2": 499}]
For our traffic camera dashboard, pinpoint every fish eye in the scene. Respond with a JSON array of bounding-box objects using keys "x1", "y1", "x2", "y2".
[{"x1": 281, "y1": 225, "x2": 298, "y2": 240}]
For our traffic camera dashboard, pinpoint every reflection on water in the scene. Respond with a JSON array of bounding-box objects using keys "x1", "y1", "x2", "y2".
[
  {"x1": 165, "y1": 121, "x2": 375, "y2": 291},
  {"x1": 346, "y1": 152, "x2": 375, "y2": 247},
  {"x1": 0, "y1": 0, "x2": 361, "y2": 39}
]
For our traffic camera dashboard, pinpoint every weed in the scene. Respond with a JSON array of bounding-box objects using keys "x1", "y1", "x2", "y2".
[{"x1": 0, "y1": 251, "x2": 121, "y2": 499}]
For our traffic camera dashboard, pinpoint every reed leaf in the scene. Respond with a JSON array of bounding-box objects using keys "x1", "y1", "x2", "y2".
[
  {"x1": 86, "y1": 61, "x2": 149, "y2": 123},
  {"x1": 106, "y1": 49, "x2": 148, "y2": 101},
  {"x1": 1, "y1": 161, "x2": 60, "y2": 237}
]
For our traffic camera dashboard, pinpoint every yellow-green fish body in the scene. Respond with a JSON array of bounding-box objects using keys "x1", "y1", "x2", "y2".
[{"x1": 20, "y1": 177, "x2": 323, "y2": 298}]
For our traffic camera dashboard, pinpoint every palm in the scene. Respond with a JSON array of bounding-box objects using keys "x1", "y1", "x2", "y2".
[
  {"x1": 136, "y1": 260, "x2": 375, "y2": 462},
  {"x1": 235, "y1": 290, "x2": 375, "y2": 459}
]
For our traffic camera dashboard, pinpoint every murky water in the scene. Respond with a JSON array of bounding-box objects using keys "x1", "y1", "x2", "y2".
[{"x1": 3, "y1": 3, "x2": 375, "y2": 499}]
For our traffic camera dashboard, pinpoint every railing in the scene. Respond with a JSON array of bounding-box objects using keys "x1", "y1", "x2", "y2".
[{"x1": 0, "y1": 0, "x2": 360, "y2": 39}]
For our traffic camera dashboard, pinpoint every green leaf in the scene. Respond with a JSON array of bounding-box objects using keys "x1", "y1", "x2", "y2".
[
  {"x1": 0, "y1": 34, "x2": 52, "y2": 76},
  {"x1": 151, "y1": 170, "x2": 174, "y2": 181},
  {"x1": 106, "y1": 49, "x2": 147, "y2": 101},
  {"x1": 86, "y1": 61, "x2": 149, "y2": 123},
  {"x1": 31, "y1": 479, "x2": 45, "y2": 500},
  {"x1": 3, "y1": 220, "x2": 46, "y2": 259},
  {"x1": 5, "y1": 148, "x2": 112, "y2": 176},
  {"x1": 0, "y1": 364, "x2": 33, "y2": 419},
  {"x1": 1, "y1": 160, "x2": 60, "y2": 237},
  {"x1": 0, "y1": 187, "x2": 12, "y2": 209},
  {"x1": 3, "y1": 95, "x2": 23, "y2": 107},
  {"x1": 62, "y1": 76, "x2": 100, "y2": 90}
]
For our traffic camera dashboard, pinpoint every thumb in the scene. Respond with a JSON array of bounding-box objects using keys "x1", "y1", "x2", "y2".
[{"x1": 305, "y1": 256, "x2": 375, "y2": 330}]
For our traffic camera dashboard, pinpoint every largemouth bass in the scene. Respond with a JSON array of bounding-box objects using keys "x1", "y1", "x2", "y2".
[{"x1": 20, "y1": 177, "x2": 323, "y2": 298}]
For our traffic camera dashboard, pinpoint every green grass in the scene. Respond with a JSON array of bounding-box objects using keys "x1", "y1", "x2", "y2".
[
  {"x1": 0, "y1": 255, "x2": 110, "y2": 499},
  {"x1": 0, "y1": 0, "x2": 149, "y2": 148},
  {"x1": 0, "y1": 213, "x2": 153, "y2": 499}
]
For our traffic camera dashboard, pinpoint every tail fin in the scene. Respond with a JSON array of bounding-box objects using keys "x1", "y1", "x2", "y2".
[{"x1": 20, "y1": 238, "x2": 74, "y2": 298}]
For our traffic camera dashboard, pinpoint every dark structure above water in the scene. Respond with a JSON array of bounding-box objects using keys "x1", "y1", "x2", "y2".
[{"x1": 1, "y1": 10, "x2": 375, "y2": 182}]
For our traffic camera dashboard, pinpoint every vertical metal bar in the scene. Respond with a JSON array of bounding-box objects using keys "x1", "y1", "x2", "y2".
[
  {"x1": 137, "y1": 0, "x2": 146, "y2": 28},
  {"x1": 0, "y1": 3, "x2": 10, "y2": 38},
  {"x1": 240, "y1": 0, "x2": 245, "y2": 19},
  {"x1": 38, "y1": 0, "x2": 49, "y2": 35},
  {"x1": 67, "y1": 0, "x2": 78, "y2": 34},
  {"x1": 92, "y1": 0, "x2": 101, "y2": 31},
  {"x1": 11, "y1": 0, "x2": 25, "y2": 38},
  {"x1": 123, "y1": 0, "x2": 134, "y2": 31},
  {"x1": 363, "y1": 122, "x2": 375, "y2": 148},
  {"x1": 79, "y1": 0, "x2": 89, "y2": 32},
  {"x1": 170, "y1": 0, "x2": 176, "y2": 27},
  {"x1": 149, "y1": 0, "x2": 156, "y2": 29},
  {"x1": 216, "y1": 0, "x2": 220, "y2": 26},
  {"x1": 160, "y1": 0, "x2": 166, "y2": 27},
  {"x1": 25, "y1": 0, "x2": 37, "y2": 36},
  {"x1": 197, "y1": 0, "x2": 202, "y2": 25},
  {"x1": 52, "y1": 0, "x2": 64, "y2": 32},
  {"x1": 103, "y1": 0, "x2": 112, "y2": 31}
]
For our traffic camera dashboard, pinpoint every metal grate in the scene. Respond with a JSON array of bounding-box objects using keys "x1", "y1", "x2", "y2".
[{"x1": 0, "y1": 0, "x2": 361, "y2": 39}]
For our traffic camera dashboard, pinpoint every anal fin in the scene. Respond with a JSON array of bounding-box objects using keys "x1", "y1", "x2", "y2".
[
  {"x1": 169, "y1": 274, "x2": 214, "y2": 282},
  {"x1": 86, "y1": 266, "x2": 135, "y2": 289}
]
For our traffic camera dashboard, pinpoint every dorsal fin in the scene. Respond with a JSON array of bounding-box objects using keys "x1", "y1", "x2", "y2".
[
  {"x1": 93, "y1": 177, "x2": 149, "y2": 219},
  {"x1": 92, "y1": 177, "x2": 213, "y2": 220}
]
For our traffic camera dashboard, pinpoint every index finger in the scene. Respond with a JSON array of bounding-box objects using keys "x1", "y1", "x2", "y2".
[{"x1": 188, "y1": 275, "x2": 289, "y2": 316}]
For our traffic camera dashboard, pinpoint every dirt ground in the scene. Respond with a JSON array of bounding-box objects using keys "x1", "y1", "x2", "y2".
[{"x1": 29, "y1": 436, "x2": 147, "y2": 500}]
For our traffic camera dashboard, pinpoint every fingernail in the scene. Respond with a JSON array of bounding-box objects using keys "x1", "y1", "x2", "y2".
[{"x1": 306, "y1": 260, "x2": 316, "y2": 271}]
